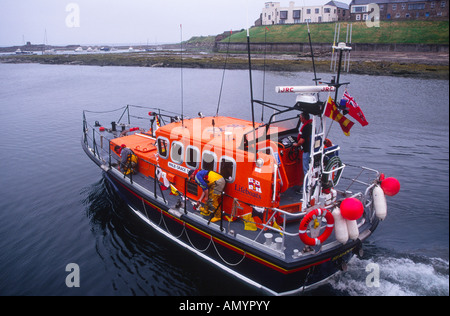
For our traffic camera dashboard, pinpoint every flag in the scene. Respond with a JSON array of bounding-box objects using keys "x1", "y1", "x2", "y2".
[
  {"x1": 248, "y1": 178, "x2": 262, "y2": 193},
  {"x1": 324, "y1": 97, "x2": 355, "y2": 136},
  {"x1": 343, "y1": 91, "x2": 369, "y2": 127}
]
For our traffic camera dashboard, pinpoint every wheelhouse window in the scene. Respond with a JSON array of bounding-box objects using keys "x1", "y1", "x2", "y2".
[
  {"x1": 202, "y1": 151, "x2": 217, "y2": 172},
  {"x1": 220, "y1": 156, "x2": 236, "y2": 183},
  {"x1": 171, "y1": 141, "x2": 184, "y2": 164},
  {"x1": 186, "y1": 146, "x2": 200, "y2": 169},
  {"x1": 157, "y1": 137, "x2": 169, "y2": 159}
]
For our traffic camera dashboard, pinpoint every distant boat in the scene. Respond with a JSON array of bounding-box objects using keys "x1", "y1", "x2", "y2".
[
  {"x1": 75, "y1": 47, "x2": 83, "y2": 52},
  {"x1": 43, "y1": 49, "x2": 56, "y2": 55},
  {"x1": 100, "y1": 47, "x2": 111, "y2": 52},
  {"x1": 15, "y1": 48, "x2": 34, "y2": 55}
]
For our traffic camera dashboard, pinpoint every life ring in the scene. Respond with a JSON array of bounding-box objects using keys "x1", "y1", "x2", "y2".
[{"x1": 299, "y1": 208, "x2": 334, "y2": 246}]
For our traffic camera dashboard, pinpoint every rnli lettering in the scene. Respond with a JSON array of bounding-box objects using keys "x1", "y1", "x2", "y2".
[
  {"x1": 178, "y1": 300, "x2": 270, "y2": 313},
  {"x1": 235, "y1": 184, "x2": 261, "y2": 200}
]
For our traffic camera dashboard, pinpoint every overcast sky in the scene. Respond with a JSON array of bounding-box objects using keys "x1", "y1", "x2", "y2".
[{"x1": 0, "y1": 0, "x2": 350, "y2": 47}]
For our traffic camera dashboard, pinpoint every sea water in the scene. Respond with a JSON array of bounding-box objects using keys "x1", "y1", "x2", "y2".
[{"x1": 0, "y1": 63, "x2": 448, "y2": 296}]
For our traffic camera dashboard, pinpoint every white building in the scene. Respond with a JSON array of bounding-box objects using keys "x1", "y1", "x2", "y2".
[{"x1": 261, "y1": 1, "x2": 347, "y2": 25}]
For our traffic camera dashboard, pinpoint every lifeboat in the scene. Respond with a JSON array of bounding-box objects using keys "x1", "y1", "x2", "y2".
[{"x1": 82, "y1": 41, "x2": 399, "y2": 295}]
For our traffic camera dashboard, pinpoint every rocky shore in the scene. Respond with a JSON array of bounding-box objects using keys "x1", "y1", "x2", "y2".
[{"x1": 1, "y1": 50, "x2": 448, "y2": 79}]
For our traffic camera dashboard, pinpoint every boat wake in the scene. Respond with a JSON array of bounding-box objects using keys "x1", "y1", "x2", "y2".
[{"x1": 327, "y1": 247, "x2": 449, "y2": 296}]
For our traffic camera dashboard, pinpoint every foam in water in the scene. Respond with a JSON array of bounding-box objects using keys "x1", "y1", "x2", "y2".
[{"x1": 329, "y1": 255, "x2": 449, "y2": 296}]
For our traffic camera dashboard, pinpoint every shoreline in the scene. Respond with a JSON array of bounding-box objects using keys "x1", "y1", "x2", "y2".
[{"x1": 1, "y1": 51, "x2": 448, "y2": 79}]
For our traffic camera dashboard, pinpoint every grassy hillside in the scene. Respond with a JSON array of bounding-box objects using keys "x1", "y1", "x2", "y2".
[{"x1": 223, "y1": 20, "x2": 449, "y2": 44}]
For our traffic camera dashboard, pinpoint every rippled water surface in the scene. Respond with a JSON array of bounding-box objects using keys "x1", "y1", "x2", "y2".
[{"x1": 0, "y1": 63, "x2": 448, "y2": 296}]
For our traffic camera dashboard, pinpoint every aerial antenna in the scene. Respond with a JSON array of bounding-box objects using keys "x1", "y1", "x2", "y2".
[
  {"x1": 331, "y1": 23, "x2": 352, "y2": 73},
  {"x1": 180, "y1": 24, "x2": 184, "y2": 126},
  {"x1": 216, "y1": 30, "x2": 232, "y2": 117},
  {"x1": 331, "y1": 23, "x2": 341, "y2": 72},
  {"x1": 307, "y1": 21, "x2": 320, "y2": 86},
  {"x1": 246, "y1": 0, "x2": 257, "y2": 158},
  {"x1": 347, "y1": 24, "x2": 353, "y2": 72},
  {"x1": 246, "y1": 3, "x2": 255, "y2": 131},
  {"x1": 261, "y1": 26, "x2": 268, "y2": 123},
  {"x1": 330, "y1": 23, "x2": 338, "y2": 71}
]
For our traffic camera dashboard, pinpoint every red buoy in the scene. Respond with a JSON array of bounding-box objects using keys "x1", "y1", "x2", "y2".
[
  {"x1": 99, "y1": 127, "x2": 105, "y2": 132},
  {"x1": 340, "y1": 198, "x2": 364, "y2": 221},
  {"x1": 381, "y1": 177, "x2": 401, "y2": 196}
]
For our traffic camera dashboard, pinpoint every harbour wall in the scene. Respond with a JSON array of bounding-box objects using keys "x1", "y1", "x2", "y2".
[{"x1": 214, "y1": 42, "x2": 449, "y2": 54}]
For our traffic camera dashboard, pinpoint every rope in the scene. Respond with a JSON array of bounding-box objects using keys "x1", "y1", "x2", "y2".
[
  {"x1": 324, "y1": 156, "x2": 344, "y2": 186},
  {"x1": 140, "y1": 198, "x2": 247, "y2": 267},
  {"x1": 211, "y1": 237, "x2": 247, "y2": 266}
]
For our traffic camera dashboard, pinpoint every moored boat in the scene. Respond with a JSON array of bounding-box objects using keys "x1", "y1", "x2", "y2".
[{"x1": 82, "y1": 39, "x2": 400, "y2": 295}]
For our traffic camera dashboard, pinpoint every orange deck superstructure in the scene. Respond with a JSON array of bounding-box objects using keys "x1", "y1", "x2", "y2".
[{"x1": 109, "y1": 116, "x2": 306, "y2": 220}]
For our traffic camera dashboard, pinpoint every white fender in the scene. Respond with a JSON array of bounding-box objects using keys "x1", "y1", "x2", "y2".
[
  {"x1": 373, "y1": 185, "x2": 387, "y2": 221},
  {"x1": 346, "y1": 219, "x2": 359, "y2": 241},
  {"x1": 332, "y1": 207, "x2": 349, "y2": 244}
]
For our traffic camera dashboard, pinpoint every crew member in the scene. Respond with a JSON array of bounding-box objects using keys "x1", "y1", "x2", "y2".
[
  {"x1": 114, "y1": 144, "x2": 138, "y2": 175},
  {"x1": 293, "y1": 112, "x2": 313, "y2": 192},
  {"x1": 188, "y1": 168, "x2": 226, "y2": 223}
]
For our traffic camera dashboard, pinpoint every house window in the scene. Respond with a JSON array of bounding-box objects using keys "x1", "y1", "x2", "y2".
[
  {"x1": 352, "y1": 5, "x2": 367, "y2": 13},
  {"x1": 431, "y1": 2, "x2": 436, "y2": 8},
  {"x1": 356, "y1": 14, "x2": 361, "y2": 20},
  {"x1": 280, "y1": 11, "x2": 288, "y2": 19},
  {"x1": 293, "y1": 10, "x2": 301, "y2": 19},
  {"x1": 409, "y1": 3, "x2": 425, "y2": 10},
  {"x1": 219, "y1": 156, "x2": 236, "y2": 183},
  {"x1": 402, "y1": 4, "x2": 406, "y2": 10},
  {"x1": 157, "y1": 137, "x2": 170, "y2": 159},
  {"x1": 315, "y1": 8, "x2": 320, "y2": 14},
  {"x1": 396, "y1": 12, "x2": 401, "y2": 18},
  {"x1": 202, "y1": 151, "x2": 217, "y2": 172},
  {"x1": 441, "y1": 1, "x2": 446, "y2": 8},
  {"x1": 186, "y1": 146, "x2": 200, "y2": 169},
  {"x1": 324, "y1": 8, "x2": 331, "y2": 13},
  {"x1": 363, "y1": 14, "x2": 369, "y2": 20},
  {"x1": 406, "y1": 13, "x2": 411, "y2": 18},
  {"x1": 307, "y1": 9, "x2": 311, "y2": 14},
  {"x1": 392, "y1": 4, "x2": 397, "y2": 10},
  {"x1": 171, "y1": 141, "x2": 184, "y2": 165}
]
